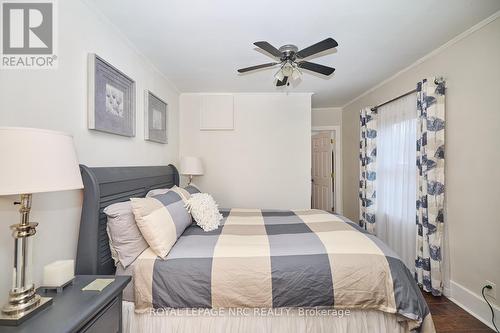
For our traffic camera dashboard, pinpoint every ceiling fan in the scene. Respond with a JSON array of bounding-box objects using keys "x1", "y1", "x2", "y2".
[{"x1": 237, "y1": 38, "x2": 338, "y2": 86}]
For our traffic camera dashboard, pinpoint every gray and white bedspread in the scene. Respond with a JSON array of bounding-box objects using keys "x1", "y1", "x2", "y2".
[{"x1": 133, "y1": 209, "x2": 435, "y2": 332}]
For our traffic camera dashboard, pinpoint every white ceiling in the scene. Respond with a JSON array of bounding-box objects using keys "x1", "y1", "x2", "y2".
[{"x1": 87, "y1": 0, "x2": 500, "y2": 107}]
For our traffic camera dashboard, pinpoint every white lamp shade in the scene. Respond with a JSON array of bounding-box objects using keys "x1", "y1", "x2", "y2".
[
  {"x1": 0, "y1": 127, "x2": 84, "y2": 195},
  {"x1": 180, "y1": 156, "x2": 204, "y2": 176}
]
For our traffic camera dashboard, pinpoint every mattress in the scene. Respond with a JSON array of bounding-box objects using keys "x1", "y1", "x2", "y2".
[{"x1": 126, "y1": 209, "x2": 435, "y2": 332}]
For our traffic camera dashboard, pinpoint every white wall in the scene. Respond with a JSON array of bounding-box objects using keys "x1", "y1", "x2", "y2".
[
  {"x1": 0, "y1": 0, "x2": 179, "y2": 304},
  {"x1": 342, "y1": 14, "x2": 500, "y2": 324},
  {"x1": 180, "y1": 93, "x2": 312, "y2": 209},
  {"x1": 312, "y1": 107, "x2": 342, "y2": 127}
]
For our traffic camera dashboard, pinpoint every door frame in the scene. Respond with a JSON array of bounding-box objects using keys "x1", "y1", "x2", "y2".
[{"x1": 311, "y1": 126, "x2": 342, "y2": 214}]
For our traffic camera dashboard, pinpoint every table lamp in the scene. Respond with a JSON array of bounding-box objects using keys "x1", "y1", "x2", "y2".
[
  {"x1": 180, "y1": 156, "x2": 204, "y2": 185},
  {"x1": 0, "y1": 127, "x2": 83, "y2": 325}
]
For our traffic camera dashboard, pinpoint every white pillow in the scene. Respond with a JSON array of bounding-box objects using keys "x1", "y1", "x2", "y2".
[{"x1": 185, "y1": 193, "x2": 223, "y2": 231}]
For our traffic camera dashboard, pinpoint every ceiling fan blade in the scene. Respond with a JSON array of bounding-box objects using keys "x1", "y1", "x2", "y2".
[
  {"x1": 276, "y1": 76, "x2": 288, "y2": 87},
  {"x1": 297, "y1": 61, "x2": 335, "y2": 76},
  {"x1": 254, "y1": 41, "x2": 283, "y2": 58},
  {"x1": 237, "y1": 62, "x2": 278, "y2": 73},
  {"x1": 296, "y1": 38, "x2": 338, "y2": 59}
]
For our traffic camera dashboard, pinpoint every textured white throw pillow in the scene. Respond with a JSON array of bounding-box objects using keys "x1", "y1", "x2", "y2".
[{"x1": 185, "y1": 193, "x2": 223, "y2": 231}]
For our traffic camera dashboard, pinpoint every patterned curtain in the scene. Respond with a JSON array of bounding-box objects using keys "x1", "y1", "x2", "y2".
[
  {"x1": 415, "y1": 78, "x2": 446, "y2": 295},
  {"x1": 359, "y1": 107, "x2": 377, "y2": 234}
]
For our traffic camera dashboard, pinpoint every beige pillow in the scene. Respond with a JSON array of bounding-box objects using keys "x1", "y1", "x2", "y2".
[{"x1": 130, "y1": 191, "x2": 191, "y2": 258}]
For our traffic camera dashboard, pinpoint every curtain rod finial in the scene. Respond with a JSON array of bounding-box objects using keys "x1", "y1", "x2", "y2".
[{"x1": 434, "y1": 76, "x2": 445, "y2": 85}]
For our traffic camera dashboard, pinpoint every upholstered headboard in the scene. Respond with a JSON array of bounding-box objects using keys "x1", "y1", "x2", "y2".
[{"x1": 75, "y1": 164, "x2": 179, "y2": 275}]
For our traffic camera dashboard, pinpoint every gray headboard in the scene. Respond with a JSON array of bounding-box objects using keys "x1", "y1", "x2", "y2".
[{"x1": 75, "y1": 164, "x2": 179, "y2": 275}]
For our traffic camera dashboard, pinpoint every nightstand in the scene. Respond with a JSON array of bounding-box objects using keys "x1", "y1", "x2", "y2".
[{"x1": 0, "y1": 275, "x2": 131, "y2": 333}]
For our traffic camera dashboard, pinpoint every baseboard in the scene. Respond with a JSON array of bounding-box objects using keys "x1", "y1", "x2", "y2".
[
  {"x1": 443, "y1": 285, "x2": 452, "y2": 298},
  {"x1": 448, "y1": 280, "x2": 499, "y2": 331}
]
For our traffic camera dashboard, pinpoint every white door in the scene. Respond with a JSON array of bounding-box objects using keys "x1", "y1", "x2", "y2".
[{"x1": 311, "y1": 131, "x2": 333, "y2": 211}]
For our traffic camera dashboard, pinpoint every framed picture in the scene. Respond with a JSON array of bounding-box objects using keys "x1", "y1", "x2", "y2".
[
  {"x1": 88, "y1": 54, "x2": 136, "y2": 137},
  {"x1": 144, "y1": 90, "x2": 168, "y2": 143}
]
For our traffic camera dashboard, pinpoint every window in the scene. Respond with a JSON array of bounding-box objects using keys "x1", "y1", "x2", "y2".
[{"x1": 376, "y1": 94, "x2": 417, "y2": 271}]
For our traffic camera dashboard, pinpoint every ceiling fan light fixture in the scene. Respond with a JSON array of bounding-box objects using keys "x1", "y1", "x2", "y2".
[
  {"x1": 281, "y1": 63, "x2": 294, "y2": 77},
  {"x1": 274, "y1": 69, "x2": 285, "y2": 81},
  {"x1": 238, "y1": 38, "x2": 338, "y2": 86},
  {"x1": 291, "y1": 67, "x2": 302, "y2": 81}
]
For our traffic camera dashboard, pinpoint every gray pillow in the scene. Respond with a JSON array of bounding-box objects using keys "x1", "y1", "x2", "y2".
[
  {"x1": 145, "y1": 188, "x2": 169, "y2": 197},
  {"x1": 146, "y1": 185, "x2": 200, "y2": 202},
  {"x1": 184, "y1": 184, "x2": 201, "y2": 195},
  {"x1": 104, "y1": 201, "x2": 148, "y2": 268}
]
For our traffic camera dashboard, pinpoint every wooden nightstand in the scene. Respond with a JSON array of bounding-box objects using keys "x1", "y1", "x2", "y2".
[{"x1": 0, "y1": 275, "x2": 131, "y2": 333}]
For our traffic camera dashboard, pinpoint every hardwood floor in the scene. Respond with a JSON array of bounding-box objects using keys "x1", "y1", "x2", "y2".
[{"x1": 423, "y1": 292, "x2": 495, "y2": 332}]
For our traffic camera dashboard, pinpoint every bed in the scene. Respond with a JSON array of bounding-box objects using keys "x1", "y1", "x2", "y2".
[{"x1": 75, "y1": 164, "x2": 435, "y2": 333}]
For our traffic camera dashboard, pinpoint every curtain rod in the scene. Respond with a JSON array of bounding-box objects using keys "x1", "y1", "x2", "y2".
[
  {"x1": 371, "y1": 89, "x2": 417, "y2": 111},
  {"x1": 371, "y1": 77, "x2": 445, "y2": 111}
]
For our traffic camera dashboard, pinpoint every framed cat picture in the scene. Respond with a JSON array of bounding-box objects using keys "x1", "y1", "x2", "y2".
[
  {"x1": 144, "y1": 90, "x2": 168, "y2": 144},
  {"x1": 88, "y1": 54, "x2": 136, "y2": 137}
]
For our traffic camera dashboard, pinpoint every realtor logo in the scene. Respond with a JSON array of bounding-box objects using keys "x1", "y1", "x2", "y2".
[{"x1": 1, "y1": 0, "x2": 57, "y2": 68}]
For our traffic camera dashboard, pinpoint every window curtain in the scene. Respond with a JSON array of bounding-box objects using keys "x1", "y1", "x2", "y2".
[
  {"x1": 376, "y1": 94, "x2": 417, "y2": 271},
  {"x1": 415, "y1": 78, "x2": 446, "y2": 295},
  {"x1": 359, "y1": 107, "x2": 377, "y2": 234}
]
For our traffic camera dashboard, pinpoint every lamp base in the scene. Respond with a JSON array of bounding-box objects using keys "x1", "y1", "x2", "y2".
[
  {"x1": 0, "y1": 193, "x2": 52, "y2": 326},
  {"x1": 0, "y1": 296, "x2": 52, "y2": 326}
]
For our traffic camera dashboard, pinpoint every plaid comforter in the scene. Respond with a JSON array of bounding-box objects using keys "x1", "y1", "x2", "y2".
[{"x1": 133, "y1": 209, "x2": 435, "y2": 332}]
